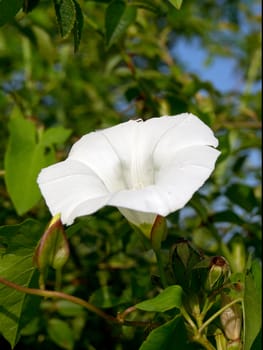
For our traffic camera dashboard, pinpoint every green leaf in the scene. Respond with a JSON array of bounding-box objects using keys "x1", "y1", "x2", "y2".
[
  {"x1": 136, "y1": 285, "x2": 183, "y2": 312},
  {"x1": 40, "y1": 125, "x2": 72, "y2": 147},
  {"x1": 212, "y1": 210, "x2": 245, "y2": 225},
  {"x1": 47, "y1": 318, "x2": 74, "y2": 350},
  {"x1": 0, "y1": 0, "x2": 23, "y2": 27},
  {"x1": 105, "y1": 0, "x2": 136, "y2": 48},
  {"x1": 4, "y1": 109, "x2": 71, "y2": 215},
  {"x1": 225, "y1": 183, "x2": 258, "y2": 212},
  {"x1": 32, "y1": 25, "x2": 56, "y2": 63},
  {"x1": 243, "y1": 260, "x2": 262, "y2": 350},
  {"x1": 4, "y1": 113, "x2": 45, "y2": 214},
  {"x1": 192, "y1": 227, "x2": 219, "y2": 253},
  {"x1": 139, "y1": 316, "x2": 194, "y2": 350},
  {"x1": 73, "y1": 0, "x2": 83, "y2": 52},
  {"x1": 168, "y1": 0, "x2": 183, "y2": 10},
  {"x1": 190, "y1": 194, "x2": 208, "y2": 221},
  {"x1": 0, "y1": 220, "x2": 43, "y2": 348},
  {"x1": 53, "y1": 0, "x2": 76, "y2": 38}
]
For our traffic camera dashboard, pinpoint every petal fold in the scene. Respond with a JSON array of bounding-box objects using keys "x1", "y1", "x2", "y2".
[{"x1": 37, "y1": 159, "x2": 111, "y2": 225}]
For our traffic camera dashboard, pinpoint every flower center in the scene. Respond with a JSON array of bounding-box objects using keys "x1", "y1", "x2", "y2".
[{"x1": 129, "y1": 151, "x2": 154, "y2": 190}]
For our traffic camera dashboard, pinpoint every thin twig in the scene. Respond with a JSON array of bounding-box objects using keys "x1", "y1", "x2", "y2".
[
  {"x1": 0, "y1": 276, "x2": 158, "y2": 328},
  {"x1": 198, "y1": 298, "x2": 243, "y2": 334}
]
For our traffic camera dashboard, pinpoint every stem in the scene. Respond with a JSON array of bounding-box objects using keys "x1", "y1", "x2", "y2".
[
  {"x1": 0, "y1": 276, "x2": 117, "y2": 323},
  {"x1": 193, "y1": 334, "x2": 217, "y2": 350},
  {"x1": 200, "y1": 298, "x2": 216, "y2": 321},
  {"x1": 55, "y1": 268, "x2": 62, "y2": 291},
  {"x1": 198, "y1": 298, "x2": 243, "y2": 334},
  {"x1": 0, "y1": 276, "x2": 157, "y2": 328},
  {"x1": 180, "y1": 305, "x2": 197, "y2": 331},
  {"x1": 154, "y1": 249, "x2": 168, "y2": 288},
  {"x1": 180, "y1": 306, "x2": 215, "y2": 350}
]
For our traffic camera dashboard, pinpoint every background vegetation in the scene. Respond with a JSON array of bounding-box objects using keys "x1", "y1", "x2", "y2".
[{"x1": 0, "y1": 0, "x2": 261, "y2": 349}]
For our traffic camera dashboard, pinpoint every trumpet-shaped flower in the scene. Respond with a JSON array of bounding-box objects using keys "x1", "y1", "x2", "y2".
[{"x1": 37, "y1": 113, "x2": 220, "y2": 237}]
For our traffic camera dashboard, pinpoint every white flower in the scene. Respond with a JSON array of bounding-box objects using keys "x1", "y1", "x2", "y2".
[{"x1": 37, "y1": 113, "x2": 220, "y2": 237}]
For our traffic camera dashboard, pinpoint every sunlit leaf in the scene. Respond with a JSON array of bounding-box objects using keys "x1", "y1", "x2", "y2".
[
  {"x1": 40, "y1": 125, "x2": 72, "y2": 146},
  {"x1": 168, "y1": 0, "x2": 183, "y2": 10},
  {"x1": 4, "y1": 109, "x2": 71, "y2": 215}
]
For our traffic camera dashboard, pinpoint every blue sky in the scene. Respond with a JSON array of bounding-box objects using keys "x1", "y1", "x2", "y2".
[{"x1": 172, "y1": 37, "x2": 241, "y2": 93}]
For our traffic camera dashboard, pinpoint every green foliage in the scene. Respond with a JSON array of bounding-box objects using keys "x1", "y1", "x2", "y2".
[
  {"x1": 53, "y1": 0, "x2": 83, "y2": 50},
  {"x1": 0, "y1": 220, "x2": 42, "y2": 348},
  {"x1": 0, "y1": 0, "x2": 23, "y2": 27},
  {"x1": 4, "y1": 108, "x2": 71, "y2": 215},
  {"x1": 139, "y1": 317, "x2": 193, "y2": 350},
  {"x1": 47, "y1": 318, "x2": 75, "y2": 350},
  {"x1": 0, "y1": 0, "x2": 261, "y2": 349},
  {"x1": 135, "y1": 285, "x2": 182, "y2": 312},
  {"x1": 105, "y1": 0, "x2": 137, "y2": 48},
  {"x1": 89, "y1": 285, "x2": 130, "y2": 308},
  {"x1": 244, "y1": 259, "x2": 262, "y2": 350},
  {"x1": 168, "y1": 0, "x2": 183, "y2": 10},
  {"x1": 54, "y1": 0, "x2": 76, "y2": 38}
]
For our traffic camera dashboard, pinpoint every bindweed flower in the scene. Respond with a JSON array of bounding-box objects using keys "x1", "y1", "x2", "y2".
[{"x1": 37, "y1": 113, "x2": 220, "y2": 237}]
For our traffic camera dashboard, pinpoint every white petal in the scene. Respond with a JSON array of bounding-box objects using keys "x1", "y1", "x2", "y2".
[
  {"x1": 108, "y1": 145, "x2": 220, "y2": 219},
  {"x1": 68, "y1": 132, "x2": 126, "y2": 192},
  {"x1": 98, "y1": 114, "x2": 217, "y2": 190},
  {"x1": 155, "y1": 145, "x2": 221, "y2": 214},
  {"x1": 109, "y1": 185, "x2": 171, "y2": 217},
  {"x1": 98, "y1": 117, "x2": 184, "y2": 189},
  {"x1": 152, "y1": 113, "x2": 219, "y2": 169},
  {"x1": 37, "y1": 159, "x2": 110, "y2": 225}
]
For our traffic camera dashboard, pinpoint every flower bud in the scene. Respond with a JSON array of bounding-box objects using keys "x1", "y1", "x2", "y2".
[
  {"x1": 205, "y1": 256, "x2": 230, "y2": 291},
  {"x1": 220, "y1": 293, "x2": 242, "y2": 342},
  {"x1": 34, "y1": 214, "x2": 70, "y2": 287}
]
